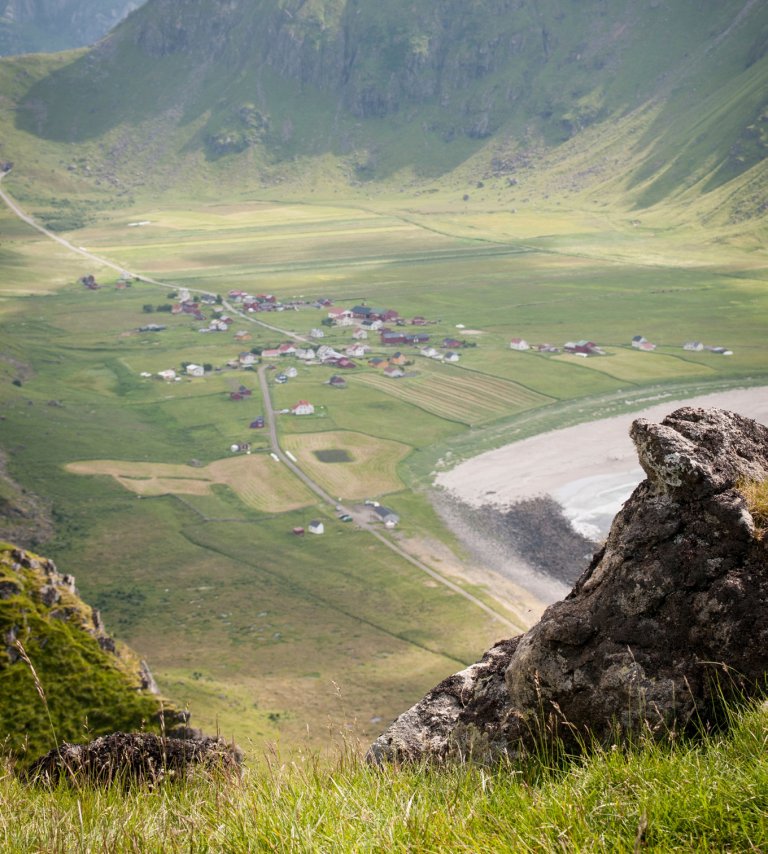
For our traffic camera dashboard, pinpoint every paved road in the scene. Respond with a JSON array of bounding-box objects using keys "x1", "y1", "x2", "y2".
[
  {"x1": 257, "y1": 367, "x2": 517, "y2": 630},
  {"x1": 0, "y1": 169, "x2": 516, "y2": 631}
]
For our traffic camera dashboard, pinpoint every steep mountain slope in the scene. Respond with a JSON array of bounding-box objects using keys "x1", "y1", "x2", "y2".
[
  {"x1": 6, "y1": 0, "x2": 768, "y2": 219},
  {"x1": 0, "y1": 0, "x2": 143, "y2": 56}
]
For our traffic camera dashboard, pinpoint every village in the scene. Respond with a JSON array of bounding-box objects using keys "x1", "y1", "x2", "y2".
[{"x1": 80, "y1": 275, "x2": 736, "y2": 535}]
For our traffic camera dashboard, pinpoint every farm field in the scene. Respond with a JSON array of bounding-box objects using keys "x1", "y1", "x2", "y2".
[
  {"x1": 1, "y1": 188, "x2": 767, "y2": 754},
  {"x1": 66, "y1": 454, "x2": 316, "y2": 512},
  {"x1": 281, "y1": 431, "x2": 409, "y2": 499},
  {"x1": 354, "y1": 363, "x2": 554, "y2": 426}
]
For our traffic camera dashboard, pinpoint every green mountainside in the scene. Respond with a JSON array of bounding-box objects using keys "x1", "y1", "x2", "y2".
[
  {"x1": 0, "y1": 541, "x2": 169, "y2": 762},
  {"x1": 2, "y1": 0, "x2": 766, "y2": 223},
  {"x1": 0, "y1": 0, "x2": 143, "y2": 56}
]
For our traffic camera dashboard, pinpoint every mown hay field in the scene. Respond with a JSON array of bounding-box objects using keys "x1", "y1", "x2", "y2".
[
  {"x1": 354, "y1": 365, "x2": 554, "y2": 426},
  {"x1": 282, "y1": 431, "x2": 409, "y2": 499},
  {"x1": 65, "y1": 455, "x2": 315, "y2": 512}
]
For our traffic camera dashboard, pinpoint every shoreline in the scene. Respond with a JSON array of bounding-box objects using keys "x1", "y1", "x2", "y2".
[
  {"x1": 437, "y1": 388, "x2": 768, "y2": 511},
  {"x1": 434, "y1": 388, "x2": 768, "y2": 607}
]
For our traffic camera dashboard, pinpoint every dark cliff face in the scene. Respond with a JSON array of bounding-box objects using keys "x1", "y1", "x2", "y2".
[
  {"x1": 0, "y1": 0, "x2": 143, "y2": 55},
  {"x1": 369, "y1": 407, "x2": 768, "y2": 763}
]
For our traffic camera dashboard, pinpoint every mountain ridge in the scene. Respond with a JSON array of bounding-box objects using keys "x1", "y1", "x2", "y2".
[{"x1": 2, "y1": 0, "x2": 765, "y2": 223}]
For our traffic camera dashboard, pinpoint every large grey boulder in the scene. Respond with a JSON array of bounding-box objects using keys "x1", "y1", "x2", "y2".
[{"x1": 369, "y1": 407, "x2": 768, "y2": 762}]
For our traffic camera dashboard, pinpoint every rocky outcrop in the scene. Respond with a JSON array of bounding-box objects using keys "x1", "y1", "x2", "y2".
[
  {"x1": 369, "y1": 407, "x2": 768, "y2": 762},
  {"x1": 28, "y1": 732, "x2": 242, "y2": 786},
  {"x1": 0, "y1": 543, "x2": 176, "y2": 760}
]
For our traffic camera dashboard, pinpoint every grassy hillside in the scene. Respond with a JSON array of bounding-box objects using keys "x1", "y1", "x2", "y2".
[
  {"x1": 0, "y1": 0, "x2": 765, "y2": 223},
  {"x1": 2, "y1": 702, "x2": 767, "y2": 850},
  {"x1": 0, "y1": 542, "x2": 166, "y2": 762}
]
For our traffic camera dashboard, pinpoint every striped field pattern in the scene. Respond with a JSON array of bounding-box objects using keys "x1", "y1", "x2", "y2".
[{"x1": 354, "y1": 364, "x2": 554, "y2": 425}]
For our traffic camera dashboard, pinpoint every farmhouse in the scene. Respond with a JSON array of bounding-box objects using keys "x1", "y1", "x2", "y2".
[
  {"x1": 442, "y1": 338, "x2": 463, "y2": 349},
  {"x1": 345, "y1": 343, "x2": 369, "y2": 358},
  {"x1": 373, "y1": 506, "x2": 400, "y2": 528},
  {"x1": 683, "y1": 341, "x2": 705, "y2": 351},
  {"x1": 328, "y1": 375, "x2": 347, "y2": 388},
  {"x1": 278, "y1": 342, "x2": 297, "y2": 356},
  {"x1": 631, "y1": 335, "x2": 647, "y2": 348},
  {"x1": 239, "y1": 352, "x2": 258, "y2": 366},
  {"x1": 383, "y1": 366, "x2": 404, "y2": 378},
  {"x1": 444, "y1": 352, "x2": 460, "y2": 363},
  {"x1": 316, "y1": 345, "x2": 342, "y2": 362},
  {"x1": 564, "y1": 340, "x2": 605, "y2": 356},
  {"x1": 352, "y1": 327, "x2": 368, "y2": 340},
  {"x1": 291, "y1": 400, "x2": 315, "y2": 415},
  {"x1": 509, "y1": 338, "x2": 530, "y2": 351},
  {"x1": 310, "y1": 328, "x2": 325, "y2": 339},
  {"x1": 285, "y1": 366, "x2": 298, "y2": 378},
  {"x1": 389, "y1": 352, "x2": 408, "y2": 366},
  {"x1": 361, "y1": 318, "x2": 383, "y2": 331},
  {"x1": 333, "y1": 357, "x2": 357, "y2": 369},
  {"x1": 261, "y1": 348, "x2": 281, "y2": 359},
  {"x1": 308, "y1": 520, "x2": 325, "y2": 535},
  {"x1": 186, "y1": 364, "x2": 205, "y2": 377}
]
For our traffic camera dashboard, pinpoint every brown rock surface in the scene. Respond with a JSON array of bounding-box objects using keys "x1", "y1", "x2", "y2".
[{"x1": 369, "y1": 408, "x2": 768, "y2": 762}]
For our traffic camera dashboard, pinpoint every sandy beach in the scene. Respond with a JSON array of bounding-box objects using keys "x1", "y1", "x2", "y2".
[{"x1": 436, "y1": 388, "x2": 768, "y2": 539}]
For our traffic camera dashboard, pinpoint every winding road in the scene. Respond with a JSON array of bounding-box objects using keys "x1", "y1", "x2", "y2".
[{"x1": 0, "y1": 168, "x2": 517, "y2": 631}]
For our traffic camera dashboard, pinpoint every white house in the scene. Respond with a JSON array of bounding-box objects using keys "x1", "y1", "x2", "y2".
[
  {"x1": 345, "y1": 343, "x2": 369, "y2": 358},
  {"x1": 308, "y1": 520, "x2": 325, "y2": 535},
  {"x1": 310, "y1": 328, "x2": 325, "y2": 339},
  {"x1": 317, "y1": 345, "x2": 343, "y2": 362},
  {"x1": 285, "y1": 366, "x2": 298, "y2": 378},
  {"x1": 444, "y1": 352, "x2": 460, "y2": 363},
  {"x1": 186, "y1": 364, "x2": 205, "y2": 377},
  {"x1": 683, "y1": 341, "x2": 704, "y2": 351},
  {"x1": 509, "y1": 338, "x2": 530, "y2": 351},
  {"x1": 383, "y1": 366, "x2": 404, "y2": 378},
  {"x1": 352, "y1": 327, "x2": 368, "y2": 340},
  {"x1": 157, "y1": 369, "x2": 177, "y2": 381},
  {"x1": 239, "y1": 352, "x2": 257, "y2": 366},
  {"x1": 291, "y1": 400, "x2": 315, "y2": 415}
]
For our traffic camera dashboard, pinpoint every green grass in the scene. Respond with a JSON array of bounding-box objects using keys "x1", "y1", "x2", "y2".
[
  {"x1": 1, "y1": 702, "x2": 767, "y2": 851},
  {"x1": 1, "y1": 178, "x2": 767, "y2": 759}
]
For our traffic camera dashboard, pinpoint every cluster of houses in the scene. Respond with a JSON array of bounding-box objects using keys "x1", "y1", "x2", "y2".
[
  {"x1": 510, "y1": 335, "x2": 733, "y2": 357},
  {"x1": 509, "y1": 338, "x2": 560, "y2": 353},
  {"x1": 683, "y1": 341, "x2": 733, "y2": 355},
  {"x1": 228, "y1": 290, "x2": 331, "y2": 313}
]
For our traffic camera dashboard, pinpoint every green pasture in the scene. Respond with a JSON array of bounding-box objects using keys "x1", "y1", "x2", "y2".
[{"x1": 1, "y1": 187, "x2": 767, "y2": 754}]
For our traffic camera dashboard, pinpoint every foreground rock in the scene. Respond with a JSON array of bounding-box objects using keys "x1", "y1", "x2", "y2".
[
  {"x1": 369, "y1": 407, "x2": 768, "y2": 762},
  {"x1": 28, "y1": 732, "x2": 242, "y2": 786}
]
